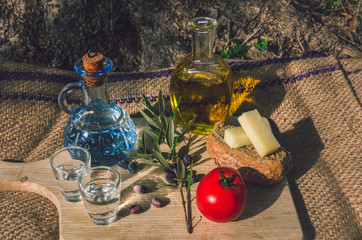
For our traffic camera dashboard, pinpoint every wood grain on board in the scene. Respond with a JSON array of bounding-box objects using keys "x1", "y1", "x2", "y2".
[{"x1": 0, "y1": 120, "x2": 302, "y2": 240}]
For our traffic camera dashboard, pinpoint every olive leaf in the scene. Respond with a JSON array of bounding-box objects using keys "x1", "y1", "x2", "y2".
[
  {"x1": 153, "y1": 141, "x2": 162, "y2": 154},
  {"x1": 153, "y1": 142, "x2": 162, "y2": 158},
  {"x1": 179, "y1": 116, "x2": 197, "y2": 139},
  {"x1": 123, "y1": 151, "x2": 159, "y2": 167},
  {"x1": 166, "y1": 117, "x2": 174, "y2": 149},
  {"x1": 141, "y1": 94, "x2": 153, "y2": 111},
  {"x1": 176, "y1": 157, "x2": 185, "y2": 184},
  {"x1": 143, "y1": 128, "x2": 159, "y2": 141},
  {"x1": 140, "y1": 94, "x2": 160, "y2": 122},
  {"x1": 139, "y1": 108, "x2": 160, "y2": 130},
  {"x1": 157, "y1": 120, "x2": 165, "y2": 145},
  {"x1": 163, "y1": 114, "x2": 168, "y2": 125},
  {"x1": 153, "y1": 150, "x2": 172, "y2": 170},
  {"x1": 158, "y1": 89, "x2": 165, "y2": 115}
]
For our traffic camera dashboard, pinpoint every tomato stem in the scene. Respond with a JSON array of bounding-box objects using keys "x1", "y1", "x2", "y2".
[{"x1": 218, "y1": 168, "x2": 240, "y2": 190}]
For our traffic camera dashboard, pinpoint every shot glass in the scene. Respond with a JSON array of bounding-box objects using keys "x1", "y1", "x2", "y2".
[
  {"x1": 50, "y1": 146, "x2": 91, "y2": 202},
  {"x1": 78, "y1": 166, "x2": 122, "y2": 225}
]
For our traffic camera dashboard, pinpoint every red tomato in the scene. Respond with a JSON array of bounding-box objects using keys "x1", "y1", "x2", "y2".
[{"x1": 196, "y1": 167, "x2": 247, "y2": 223}]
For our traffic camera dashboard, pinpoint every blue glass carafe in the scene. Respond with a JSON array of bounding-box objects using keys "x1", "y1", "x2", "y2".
[{"x1": 58, "y1": 52, "x2": 137, "y2": 166}]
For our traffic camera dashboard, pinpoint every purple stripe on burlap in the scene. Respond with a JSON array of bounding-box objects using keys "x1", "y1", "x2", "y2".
[
  {"x1": 0, "y1": 69, "x2": 174, "y2": 83},
  {"x1": 111, "y1": 95, "x2": 170, "y2": 105},
  {"x1": 0, "y1": 71, "x2": 75, "y2": 84},
  {"x1": 1, "y1": 59, "x2": 359, "y2": 104},
  {"x1": 108, "y1": 69, "x2": 174, "y2": 82},
  {"x1": 234, "y1": 63, "x2": 342, "y2": 93},
  {"x1": 228, "y1": 55, "x2": 338, "y2": 71},
  {"x1": 337, "y1": 56, "x2": 361, "y2": 60},
  {"x1": 0, "y1": 92, "x2": 76, "y2": 104},
  {"x1": 345, "y1": 68, "x2": 361, "y2": 75},
  {"x1": 0, "y1": 93, "x2": 169, "y2": 104},
  {"x1": 0, "y1": 56, "x2": 359, "y2": 83}
]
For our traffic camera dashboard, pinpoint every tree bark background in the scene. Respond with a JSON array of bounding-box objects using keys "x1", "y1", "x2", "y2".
[{"x1": 1, "y1": 0, "x2": 361, "y2": 72}]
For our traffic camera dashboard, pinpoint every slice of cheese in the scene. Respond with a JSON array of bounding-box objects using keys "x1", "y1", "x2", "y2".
[
  {"x1": 224, "y1": 127, "x2": 252, "y2": 148},
  {"x1": 223, "y1": 117, "x2": 270, "y2": 149},
  {"x1": 238, "y1": 109, "x2": 280, "y2": 157}
]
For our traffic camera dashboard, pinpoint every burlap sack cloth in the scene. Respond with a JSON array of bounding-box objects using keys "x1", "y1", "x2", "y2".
[{"x1": 0, "y1": 56, "x2": 361, "y2": 239}]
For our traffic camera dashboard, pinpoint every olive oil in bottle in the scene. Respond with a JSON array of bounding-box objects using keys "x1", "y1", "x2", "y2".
[{"x1": 170, "y1": 17, "x2": 232, "y2": 135}]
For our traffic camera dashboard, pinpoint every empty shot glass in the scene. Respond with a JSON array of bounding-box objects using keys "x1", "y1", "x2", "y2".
[
  {"x1": 78, "y1": 166, "x2": 122, "y2": 225},
  {"x1": 50, "y1": 146, "x2": 91, "y2": 202}
]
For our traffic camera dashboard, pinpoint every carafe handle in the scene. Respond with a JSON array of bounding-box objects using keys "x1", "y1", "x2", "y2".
[{"x1": 58, "y1": 81, "x2": 82, "y2": 114}]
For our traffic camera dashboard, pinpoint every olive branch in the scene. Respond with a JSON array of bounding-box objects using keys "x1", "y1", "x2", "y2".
[{"x1": 124, "y1": 89, "x2": 196, "y2": 233}]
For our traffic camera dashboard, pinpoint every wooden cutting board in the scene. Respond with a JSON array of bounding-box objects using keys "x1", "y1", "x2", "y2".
[{"x1": 0, "y1": 119, "x2": 302, "y2": 240}]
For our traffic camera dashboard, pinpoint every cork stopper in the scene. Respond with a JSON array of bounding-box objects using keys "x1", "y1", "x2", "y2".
[
  {"x1": 83, "y1": 52, "x2": 104, "y2": 72},
  {"x1": 82, "y1": 51, "x2": 106, "y2": 87}
]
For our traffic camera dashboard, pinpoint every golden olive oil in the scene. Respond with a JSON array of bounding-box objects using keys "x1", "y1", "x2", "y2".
[{"x1": 170, "y1": 53, "x2": 232, "y2": 135}]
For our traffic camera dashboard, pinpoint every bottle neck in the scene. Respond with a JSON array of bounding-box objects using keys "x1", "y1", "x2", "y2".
[
  {"x1": 82, "y1": 78, "x2": 110, "y2": 105},
  {"x1": 74, "y1": 56, "x2": 113, "y2": 106},
  {"x1": 191, "y1": 30, "x2": 214, "y2": 63}
]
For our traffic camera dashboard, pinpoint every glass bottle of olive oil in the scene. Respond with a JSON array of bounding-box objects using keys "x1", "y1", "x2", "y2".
[{"x1": 170, "y1": 17, "x2": 232, "y2": 135}]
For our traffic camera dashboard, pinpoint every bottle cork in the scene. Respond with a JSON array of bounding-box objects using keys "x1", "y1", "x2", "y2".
[{"x1": 82, "y1": 51, "x2": 106, "y2": 87}]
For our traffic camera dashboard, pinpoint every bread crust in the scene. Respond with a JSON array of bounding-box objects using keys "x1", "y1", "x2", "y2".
[{"x1": 206, "y1": 122, "x2": 292, "y2": 185}]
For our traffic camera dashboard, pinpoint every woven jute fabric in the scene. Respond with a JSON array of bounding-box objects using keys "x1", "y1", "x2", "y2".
[
  {"x1": 0, "y1": 56, "x2": 361, "y2": 239},
  {"x1": 338, "y1": 57, "x2": 362, "y2": 103},
  {"x1": 0, "y1": 190, "x2": 59, "y2": 239}
]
